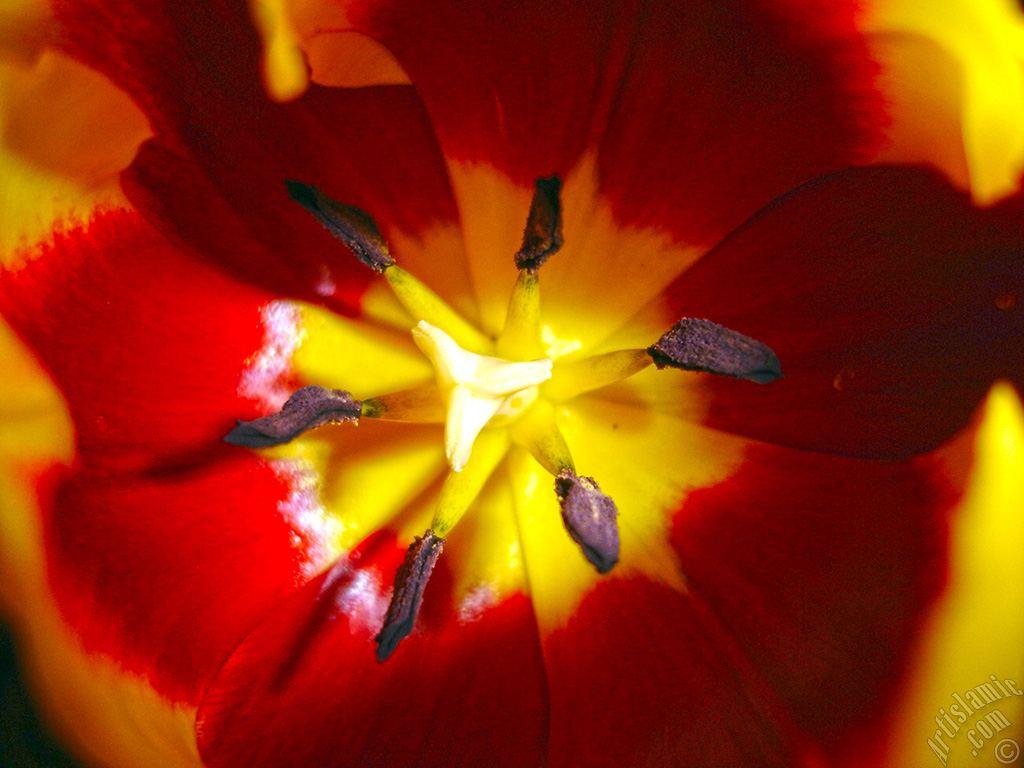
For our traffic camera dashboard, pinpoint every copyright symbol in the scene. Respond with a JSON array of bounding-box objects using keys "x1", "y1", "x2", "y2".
[{"x1": 995, "y1": 738, "x2": 1020, "y2": 765}]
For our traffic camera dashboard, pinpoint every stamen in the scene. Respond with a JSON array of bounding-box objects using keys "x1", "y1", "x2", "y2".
[
  {"x1": 510, "y1": 404, "x2": 619, "y2": 572},
  {"x1": 288, "y1": 180, "x2": 491, "y2": 354},
  {"x1": 375, "y1": 432, "x2": 504, "y2": 661},
  {"x1": 375, "y1": 530, "x2": 445, "y2": 662},
  {"x1": 509, "y1": 400, "x2": 575, "y2": 477},
  {"x1": 285, "y1": 181, "x2": 394, "y2": 273},
  {"x1": 360, "y1": 386, "x2": 445, "y2": 422},
  {"x1": 514, "y1": 176, "x2": 564, "y2": 273},
  {"x1": 385, "y1": 266, "x2": 493, "y2": 355},
  {"x1": 555, "y1": 469, "x2": 619, "y2": 574},
  {"x1": 430, "y1": 430, "x2": 508, "y2": 537},
  {"x1": 648, "y1": 318, "x2": 782, "y2": 384},
  {"x1": 496, "y1": 270, "x2": 543, "y2": 360},
  {"x1": 544, "y1": 349, "x2": 653, "y2": 403},
  {"x1": 224, "y1": 385, "x2": 360, "y2": 448}
]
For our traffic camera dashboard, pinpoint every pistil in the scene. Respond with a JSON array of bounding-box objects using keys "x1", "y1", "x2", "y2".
[{"x1": 412, "y1": 320, "x2": 551, "y2": 472}]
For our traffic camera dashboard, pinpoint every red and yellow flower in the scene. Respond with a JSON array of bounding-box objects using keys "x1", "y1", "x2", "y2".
[{"x1": 1, "y1": 0, "x2": 1023, "y2": 766}]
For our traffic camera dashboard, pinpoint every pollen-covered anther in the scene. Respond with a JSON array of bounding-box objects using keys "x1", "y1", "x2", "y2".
[
  {"x1": 285, "y1": 180, "x2": 394, "y2": 273},
  {"x1": 555, "y1": 469, "x2": 620, "y2": 574},
  {"x1": 413, "y1": 321, "x2": 552, "y2": 471},
  {"x1": 375, "y1": 530, "x2": 445, "y2": 662},
  {"x1": 648, "y1": 317, "x2": 782, "y2": 384},
  {"x1": 515, "y1": 176, "x2": 564, "y2": 273},
  {"x1": 288, "y1": 180, "x2": 492, "y2": 354},
  {"x1": 224, "y1": 385, "x2": 361, "y2": 448}
]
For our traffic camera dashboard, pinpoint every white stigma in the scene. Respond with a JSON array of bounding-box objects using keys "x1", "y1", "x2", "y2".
[{"x1": 412, "y1": 321, "x2": 552, "y2": 471}]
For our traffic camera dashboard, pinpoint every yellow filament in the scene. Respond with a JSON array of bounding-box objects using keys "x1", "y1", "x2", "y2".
[
  {"x1": 544, "y1": 349, "x2": 652, "y2": 403},
  {"x1": 497, "y1": 271, "x2": 543, "y2": 360},
  {"x1": 431, "y1": 429, "x2": 508, "y2": 536},
  {"x1": 361, "y1": 386, "x2": 445, "y2": 422},
  {"x1": 385, "y1": 266, "x2": 494, "y2": 355},
  {"x1": 509, "y1": 400, "x2": 575, "y2": 476}
]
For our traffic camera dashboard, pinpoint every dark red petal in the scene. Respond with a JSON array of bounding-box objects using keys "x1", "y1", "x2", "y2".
[
  {"x1": 671, "y1": 441, "x2": 961, "y2": 764},
  {"x1": 542, "y1": 578, "x2": 804, "y2": 768},
  {"x1": 662, "y1": 166, "x2": 1024, "y2": 458},
  {"x1": 54, "y1": 0, "x2": 460, "y2": 311},
  {"x1": 0, "y1": 210, "x2": 274, "y2": 474},
  {"x1": 354, "y1": 0, "x2": 883, "y2": 243},
  {"x1": 0, "y1": 212, "x2": 322, "y2": 702},
  {"x1": 593, "y1": 0, "x2": 884, "y2": 246},
  {"x1": 197, "y1": 535, "x2": 549, "y2": 768}
]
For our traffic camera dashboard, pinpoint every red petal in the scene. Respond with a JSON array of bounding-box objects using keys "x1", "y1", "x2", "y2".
[
  {"x1": 670, "y1": 442, "x2": 960, "y2": 764},
  {"x1": 661, "y1": 166, "x2": 1024, "y2": 457},
  {"x1": 54, "y1": 0, "x2": 460, "y2": 311},
  {"x1": 593, "y1": 0, "x2": 885, "y2": 246},
  {"x1": 542, "y1": 577, "x2": 804, "y2": 768},
  {"x1": 353, "y1": 0, "x2": 884, "y2": 243},
  {"x1": 48, "y1": 456, "x2": 312, "y2": 704},
  {"x1": 1, "y1": 213, "x2": 330, "y2": 701},
  {"x1": 1, "y1": 210, "x2": 274, "y2": 474},
  {"x1": 197, "y1": 535, "x2": 549, "y2": 768}
]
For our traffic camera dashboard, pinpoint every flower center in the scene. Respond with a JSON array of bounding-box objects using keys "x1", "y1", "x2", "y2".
[
  {"x1": 411, "y1": 319, "x2": 550, "y2": 473},
  {"x1": 226, "y1": 177, "x2": 783, "y2": 661}
]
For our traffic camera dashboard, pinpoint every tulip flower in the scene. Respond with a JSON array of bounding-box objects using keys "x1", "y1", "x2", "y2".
[{"x1": 1, "y1": 0, "x2": 1023, "y2": 766}]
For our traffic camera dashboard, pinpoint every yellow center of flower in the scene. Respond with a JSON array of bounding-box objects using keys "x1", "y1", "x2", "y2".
[{"x1": 228, "y1": 166, "x2": 782, "y2": 660}]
